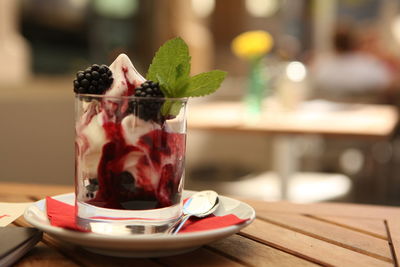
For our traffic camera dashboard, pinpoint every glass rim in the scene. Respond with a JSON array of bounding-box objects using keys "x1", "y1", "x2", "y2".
[{"x1": 76, "y1": 93, "x2": 188, "y2": 102}]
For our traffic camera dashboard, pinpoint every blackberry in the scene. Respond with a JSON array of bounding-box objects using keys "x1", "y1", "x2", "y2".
[
  {"x1": 119, "y1": 171, "x2": 135, "y2": 192},
  {"x1": 129, "y1": 81, "x2": 165, "y2": 122},
  {"x1": 134, "y1": 81, "x2": 164, "y2": 98},
  {"x1": 73, "y1": 64, "x2": 113, "y2": 96}
]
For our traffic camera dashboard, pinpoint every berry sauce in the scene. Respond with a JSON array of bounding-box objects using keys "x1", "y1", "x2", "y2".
[
  {"x1": 122, "y1": 67, "x2": 137, "y2": 96},
  {"x1": 86, "y1": 120, "x2": 185, "y2": 210}
]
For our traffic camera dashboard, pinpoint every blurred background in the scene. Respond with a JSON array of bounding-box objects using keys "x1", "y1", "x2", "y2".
[{"x1": 1, "y1": 0, "x2": 400, "y2": 205}]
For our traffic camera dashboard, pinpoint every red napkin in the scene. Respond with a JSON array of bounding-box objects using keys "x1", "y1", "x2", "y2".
[
  {"x1": 46, "y1": 197, "x2": 86, "y2": 232},
  {"x1": 46, "y1": 197, "x2": 248, "y2": 233}
]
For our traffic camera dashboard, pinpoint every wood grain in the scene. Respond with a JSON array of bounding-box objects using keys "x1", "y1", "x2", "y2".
[
  {"x1": 0, "y1": 182, "x2": 72, "y2": 201},
  {"x1": 0, "y1": 194, "x2": 35, "y2": 202},
  {"x1": 309, "y1": 215, "x2": 387, "y2": 240},
  {"x1": 4, "y1": 183, "x2": 400, "y2": 266},
  {"x1": 155, "y1": 248, "x2": 245, "y2": 267},
  {"x1": 207, "y1": 234, "x2": 319, "y2": 267},
  {"x1": 240, "y1": 219, "x2": 392, "y2": 267},
  {"x1": 256, "y1": 212, "x2": 392, "y2": 262},
  {"x1": 14, "y1": 242, "x2": 79, "y2": 267},
  {"x1": 386, "y1": 218, "x2": 400, "y2": 266},
  {"x1": 241, "y1": 198, "x2": 400, "y2": 220}
]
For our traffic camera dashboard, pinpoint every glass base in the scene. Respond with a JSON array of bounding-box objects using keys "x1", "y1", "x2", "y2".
[{"x1": 76, "y1": 201, "x2": 182, "y2": 235}]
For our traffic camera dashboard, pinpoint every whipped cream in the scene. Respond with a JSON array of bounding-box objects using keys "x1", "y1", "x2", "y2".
[
  {"x1": 106, "y1": 54, "x2": 146, "y2": 97},
  {"x1": 121, "y1": 114, "x2": 161, "y2": 146},
  {"x1": 80, "y1": 113, "x2": 107, "y2": 177}
]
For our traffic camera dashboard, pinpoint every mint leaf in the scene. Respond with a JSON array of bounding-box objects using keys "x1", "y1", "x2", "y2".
[
  {"x1": 161, "y1": 100, "x2": 184, "y2": 116},
  {"x1": 146, "y1": 37, "x2": 191, "y2": 96},
  {"x1": 156, "y1": 74, "x2": 173, "y2": 96},
  {"x1": 181, "y1": 70, "x2": 227, "y2": 97},
  {"x1": 176, "y1": 63, "x2": 186, "y2": 80}
]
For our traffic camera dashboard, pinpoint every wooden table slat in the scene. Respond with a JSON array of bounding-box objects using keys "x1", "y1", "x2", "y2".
[
  {"x1": 386, "y1": 218, "x2": 400, "y2": 267},
  {"x1": 207, "y1": 234, "x2": 319, "y2": 267},
  {"x1": 243, "y1": 198, "x2": 400, "y2": 219},
  {"x1": 15, "y1": 242, "x2": 80, "y2": 267},
  {"x1": 309, "y1": 215, "x2": 388, "y2": 240},
  {"x1": 240, "y1": 219, "x2": 392, "y2": 267},
  {"x1": 257, "y1": 212, "x2": 392, "y2": 261},
  {"x1": 0, "y1": 182, "x2": 73, "y2": 201},
  {"x1": 155, "y1": 248, "x2": 245, "y2": 267}
]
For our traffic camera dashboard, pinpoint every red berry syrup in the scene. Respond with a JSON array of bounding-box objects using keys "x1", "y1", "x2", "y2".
[{"x1": 86, "y1": 121, "x2": 186, "y2": 210}]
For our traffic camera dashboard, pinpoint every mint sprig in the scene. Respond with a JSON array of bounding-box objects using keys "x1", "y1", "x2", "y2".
[
  {"x1": 146, "y1": 37, "x2": 227, "y2": 116},
  {"x1": 182, "y1": 70, "x2": 227, "y2": 97},
  {"x1": 147, "y1": 37, "x2": 191, "y2": 97}
]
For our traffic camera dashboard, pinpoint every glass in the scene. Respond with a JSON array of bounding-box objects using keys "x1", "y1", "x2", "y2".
[
  {"x1": 74, "y1": 94, "x2": 187, "y2": 234},
  {"x1": 245, "y1": 57, "x2": 267, "y2": 120}
]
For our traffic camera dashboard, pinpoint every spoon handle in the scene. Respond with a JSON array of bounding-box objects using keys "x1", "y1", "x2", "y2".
[
  {"x1": 166, "y1": 216, "x2": 183, "y2": 234},
  {"x1": 172, "y1": 214, "x2": 191, "y2": 235}
]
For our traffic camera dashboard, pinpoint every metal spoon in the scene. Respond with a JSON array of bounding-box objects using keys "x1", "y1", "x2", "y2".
[{"x1": 170, "y1": 190, "x2": 219, "y2": 234}]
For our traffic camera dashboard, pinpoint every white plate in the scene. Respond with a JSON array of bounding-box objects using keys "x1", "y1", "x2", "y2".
[{"x1": 24, "y1": 191, "x2": 255, "y2": 258}]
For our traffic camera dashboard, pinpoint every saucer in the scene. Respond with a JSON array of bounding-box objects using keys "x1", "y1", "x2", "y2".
[{"x1": 24, "y1": 191, "x2": 255, "y2": 258}]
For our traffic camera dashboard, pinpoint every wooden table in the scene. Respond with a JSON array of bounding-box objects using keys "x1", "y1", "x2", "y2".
[
  {"x1": 2, "y1": 182, "x2": 400, "y2": 266},
  {"x1": 188, "y1": 100, "x2": 399, "y2": 139},
  {"x1": 188, "y1": 101, "x2": 399, "y2": 199}
]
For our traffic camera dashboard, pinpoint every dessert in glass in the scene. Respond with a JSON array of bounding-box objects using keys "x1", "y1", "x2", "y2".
[{"x1": 73, "y1": 38, "x2": 226, "y2": 234}]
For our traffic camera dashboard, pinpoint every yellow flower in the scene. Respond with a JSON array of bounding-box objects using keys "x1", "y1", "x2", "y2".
[{"x1": 231, "y1": 31, "x2": 273, "y2": 60}]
